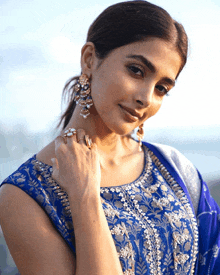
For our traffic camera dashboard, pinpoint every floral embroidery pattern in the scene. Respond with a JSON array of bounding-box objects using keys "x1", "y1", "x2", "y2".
[
  {"x1": 111, "y1": 223, "x2": 128, "y2": 236},
  {"x1": 100, "y1": 146, "x2": 197, "y2": 274},
  {"x1": 1, "y1": 158, "x2": 76, "y2": 252},
  {"x1": 124, "y1": 269, "x2": 135, "y2": 275},
  {"x1": 118, "y1": 243, "x2": 135, "y2": 259},
  {"x1": 0, "y1": 145, "x2": 201, "y2": 274}
]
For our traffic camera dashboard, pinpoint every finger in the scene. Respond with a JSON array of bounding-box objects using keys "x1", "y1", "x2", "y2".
[
  {"x1": 51, "y1": 157, "x2": 59, "y2": 170},
  {"x1": 55, "y1": 135, "x2": 66, "y2": 146},
  {"x1": 76, "y1": 129, "x2": 86, "y2": 145},
  {"x1": 91, "y1": 143, "x2": 99, "y2": 158},
  {"x1": 54, "y1": 136, "x2": 68, "y2": 162},
  {"x1": 64, "y1": 128, "x2": 77, "y2": 145},
  {"x1": 91, "y1": 142, "x2": 97, "y2": 151},
  {"x1": 51, "y1": 157, "x2": 59, "y2": 181}
]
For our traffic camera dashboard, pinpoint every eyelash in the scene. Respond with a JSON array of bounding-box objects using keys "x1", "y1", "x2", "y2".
[
  {"x1": 128, "y1": 65, "x2": 170, "y2": 96},
  {"x1": 156, "y1": 85, "x2": 170, "y2": 96},
  {"x1": 128, "y1": 65, "x2": 144, "y2": 77}
]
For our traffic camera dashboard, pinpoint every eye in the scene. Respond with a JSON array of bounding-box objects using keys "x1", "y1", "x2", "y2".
[
  {"x1": 128, "y1": 65, "x2": 144, "y2": 77},
  {"x1": 156, "y1": 85, "x2": 169, "y2": 96}
]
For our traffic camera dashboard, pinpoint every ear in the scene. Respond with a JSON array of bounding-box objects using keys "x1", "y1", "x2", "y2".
[{"x1": 80, "y1": 42, "x2": 97, "y2": 77}]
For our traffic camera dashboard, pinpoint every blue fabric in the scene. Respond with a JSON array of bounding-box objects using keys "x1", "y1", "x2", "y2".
[
  {"x1": 1, "y1": 156, "x2": 76, "y2": 253},
  {"x1": 144, "y1": 142, "x2": 196, "y2": 216},
  {"x1": 1, "y1": 142, "x2": 220, "y2": 274},
  {"x1": 145, "y1": 142, "x2": 220, "y2": 274},
  {"x1": 196, "y1": 172, "x2": 220, "y2": 274}
]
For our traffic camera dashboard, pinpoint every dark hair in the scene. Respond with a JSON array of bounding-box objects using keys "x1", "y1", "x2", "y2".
[{"x1": 57, "y1": 0, "x2": 188, "y2": 130}]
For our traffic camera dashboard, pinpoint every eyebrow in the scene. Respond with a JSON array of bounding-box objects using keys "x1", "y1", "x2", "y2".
[{"x1": 126, "y1": 54, "x2": 176, "y2": 87}]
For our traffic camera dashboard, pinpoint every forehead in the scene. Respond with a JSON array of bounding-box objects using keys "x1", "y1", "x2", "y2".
[{"x1": 106, "y1": 37, "x2": 182, "y2": 79}]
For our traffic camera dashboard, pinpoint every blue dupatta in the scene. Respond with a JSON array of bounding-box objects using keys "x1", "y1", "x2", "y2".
[
  {"x1": 145, "y1": 142, "x2": 220, "y2": 274},
  {"x1": 1, "y1": 142, "x2": 219, "y2": 273}
]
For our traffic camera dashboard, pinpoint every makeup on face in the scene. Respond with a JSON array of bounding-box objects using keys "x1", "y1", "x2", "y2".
[
  {"x1": 119, "y1": 104, "x2": 140, "y2": 123},
  {"x1": 89, "y1": 37, "x2": 182, "y2": 136}
]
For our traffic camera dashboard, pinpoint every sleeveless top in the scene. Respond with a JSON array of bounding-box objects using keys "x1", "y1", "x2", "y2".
[{"x1": 1, "y1": 142, "x2": 219, "y2": 274}]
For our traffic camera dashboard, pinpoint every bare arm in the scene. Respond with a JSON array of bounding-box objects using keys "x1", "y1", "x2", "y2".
[
  {"x1": 0, "y1": 129, "x2": 123, "y2": 275},
  {"x1": 70, "y1": 195, "x2": 123, "y2": 275},
  {"x1": 0, "y1": 184, "x2": 123, "y2": 275},
  {"x1": 0, "y1": 184, "x2": 76, "y2": 275},
  {"x1": 51, "y1": 130, "x2": 123, "y2": 275}
]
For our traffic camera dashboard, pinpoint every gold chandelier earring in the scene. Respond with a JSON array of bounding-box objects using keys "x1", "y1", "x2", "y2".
[
  {"x1": 73, "y1": 74, "x2": 93, "y2": 118},
  {"x1": 137, "y1": 123, "x2": 144, "y2": 152}
]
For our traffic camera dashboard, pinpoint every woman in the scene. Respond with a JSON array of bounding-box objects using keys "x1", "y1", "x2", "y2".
[{"x1": 0, "y1": 1, "x2": 219, "y2": 274}]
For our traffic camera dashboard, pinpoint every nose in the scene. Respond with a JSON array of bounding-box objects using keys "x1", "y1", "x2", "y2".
[{"x1": 135, "y1": 84, "x2": 154, "y2": 108}]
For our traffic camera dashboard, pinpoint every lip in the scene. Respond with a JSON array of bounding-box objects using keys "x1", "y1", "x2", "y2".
[{"x1": 119, "y1": 104, "x2": 141, "y2": 122}]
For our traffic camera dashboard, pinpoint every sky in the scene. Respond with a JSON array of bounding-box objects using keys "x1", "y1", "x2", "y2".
[{"x1": 0, "y1": 0, "x2": 220, "y2": 133}]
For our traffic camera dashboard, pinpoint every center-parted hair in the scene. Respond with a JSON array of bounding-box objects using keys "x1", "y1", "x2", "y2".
[{"x1": 57, "y1": 0, "x2": 188, "y2": 130}]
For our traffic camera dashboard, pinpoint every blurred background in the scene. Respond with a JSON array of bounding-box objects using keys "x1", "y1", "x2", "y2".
[{"x1": 0, "y1": 0, "x2": 220, "y2": 273}]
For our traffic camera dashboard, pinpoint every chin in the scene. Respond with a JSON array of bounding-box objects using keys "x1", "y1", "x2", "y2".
[
  {"x1": 111, "y1": 123, "x2": 135, "y2": 137},
  {"x1": 95, "y1": 109, "x2": 137, "y2": 136}
]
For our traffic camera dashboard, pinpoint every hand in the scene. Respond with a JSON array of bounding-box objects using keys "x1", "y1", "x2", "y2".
[{"x1": 51, "y1": 129, "x2": 101, "y2": 211}]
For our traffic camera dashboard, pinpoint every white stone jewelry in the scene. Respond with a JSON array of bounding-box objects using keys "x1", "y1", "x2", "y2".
[{"x1": 73, "y1": 74, "x2": 93, "y2": 119}]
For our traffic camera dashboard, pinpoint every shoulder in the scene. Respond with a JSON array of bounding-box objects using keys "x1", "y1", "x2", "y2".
[
  {"x1": 0, "y1": 154, "x2": 53, "y2": 202},
  {"x1": 0, "y1": 155, "x2": 68, "y2": 224},
  {"x1": 1, "y1": 154, "x2": 41, "y2": 187},
  {"x1": 1, "y1": 156, "x2": 46, "y2": 210},
  {"x1": 0, "y1": 184, "x2": 75, "y2": 274},
  {"x1": 144, "y1": 142, "x2": 201, "y2": 214},
  {"x1": 0, "y1": 154, "x2": 75, "y2": 246},
  {"x1": 148, "y1": 142, "x2": 198, "y2": 176},
  {"x1": 0, "y1": 155, "x2": 59, "y2": 229}
]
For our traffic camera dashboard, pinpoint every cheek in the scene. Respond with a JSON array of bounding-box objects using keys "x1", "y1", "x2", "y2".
[
  {"x1": 92, "y1": 72, "x2": 134, "y2": 104},
  {"x1": 90, "y1": 81, "x2": 117, "y2": 118},
  {"x1": 106, "y1": 71, "x2": 134, "y2": 97},
  {"x1": 147, "y1": 98, "x2": 163, "y2": 118}
]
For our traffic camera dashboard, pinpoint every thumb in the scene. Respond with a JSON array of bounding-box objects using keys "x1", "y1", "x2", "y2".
[
  {"x1": 91, "y1": 142, "x2": 98, "y2": 151},
  {"x1": 51, "y1": 157, "x2": 58, "y2": 168}
]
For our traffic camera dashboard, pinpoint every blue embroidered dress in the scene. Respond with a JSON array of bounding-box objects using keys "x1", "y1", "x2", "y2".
[{"x1": 1, "y1": 142, "x2": 220, "y2": 274}]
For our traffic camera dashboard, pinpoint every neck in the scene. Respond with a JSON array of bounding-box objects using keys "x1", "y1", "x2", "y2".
[{"x1": 60, "y1": 106, "x2": 138, "y2": 165}]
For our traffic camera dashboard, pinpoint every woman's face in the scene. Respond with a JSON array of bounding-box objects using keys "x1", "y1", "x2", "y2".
[{"x1": 89, "y1": 37, "x2": 182, "y2": 135}]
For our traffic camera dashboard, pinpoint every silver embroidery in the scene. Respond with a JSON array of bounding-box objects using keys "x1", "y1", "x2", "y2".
[
  {"x1": 35, "y1": 160, "x2": 72, "y2": 216},
  {"x1": 100, "y1": 146, "x2": 197, "y2": 274},
  {"x1": 118, "y1": 243, "x2": 135, "y2": 260},
  {"x1": 152, "y1": 197, "x2": 169, "y2": 210},
  {"x1": 213, "y1": 244, "x2": 219, "y2": 258},
  {"x1": 149, "y1": 150, "x2": 199, "y2": 275},
  {"x1": 174, "y1": 252, "x2": 190, "y2": 269},
  {"x1": 123, "y1": 269, "x2": 135, "y2": 275},
  {"x1": 173, "y1": 232, "x2": 189, "y2": 249},
  {"x1": 111, "y1": 223, "x2": 128, "y2": 236},
  {"x1": 33, "y1": 145, "x2": 197, "y2": 275}
]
